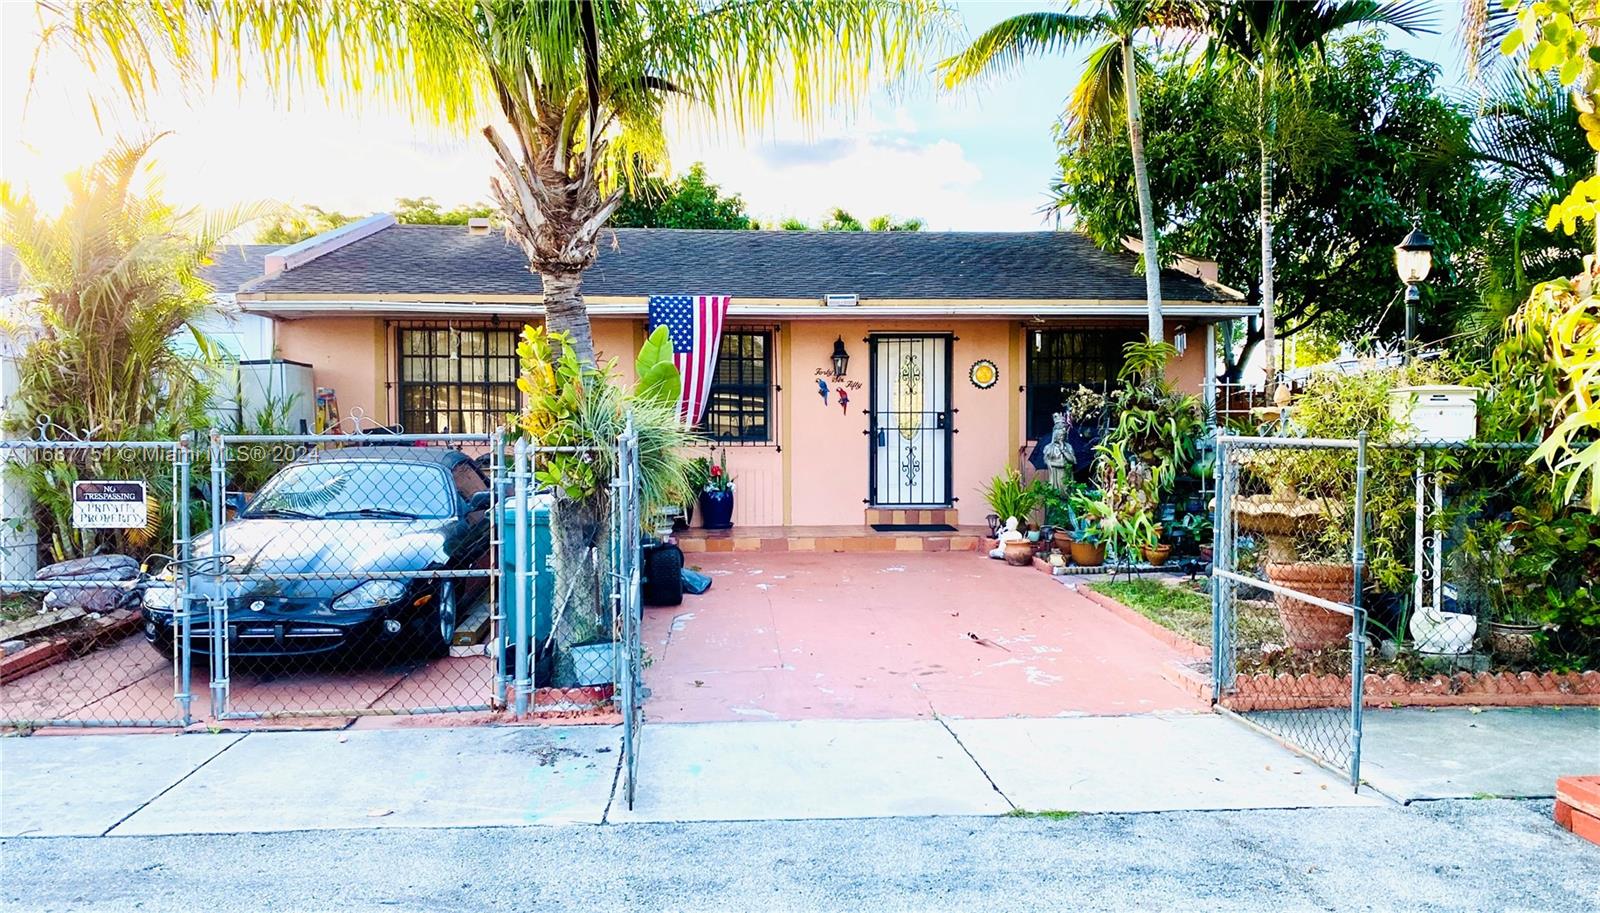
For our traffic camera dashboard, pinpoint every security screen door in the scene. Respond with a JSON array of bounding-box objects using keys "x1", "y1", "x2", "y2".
[{"x1": 869, "y1": 334, "x2": 952, "y2": 507}]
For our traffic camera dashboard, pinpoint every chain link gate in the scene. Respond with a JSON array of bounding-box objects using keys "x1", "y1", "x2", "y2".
[
  {"x1": 199, "y1": 430, "x2": 505, "y2": 722},
  {"x1": 611, "y1": 420, "x2": 644, "y2": 810},
  {"x1": 1, "y1": 430, "x2": 194, "y2": 729},
  {"x1": 1212, "y1": 434, "x2": 1370, "y2": 788}
]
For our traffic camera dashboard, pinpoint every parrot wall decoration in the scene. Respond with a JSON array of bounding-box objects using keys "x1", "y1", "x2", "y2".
[{"x1": 816, "y1": 377, "x2": 830, "y2": 405}]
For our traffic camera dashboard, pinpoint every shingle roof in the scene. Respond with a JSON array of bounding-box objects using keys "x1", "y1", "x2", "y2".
[
  {"x1": 202, "y1": 244, "x2": 276, "y2": 294},
  {"x1": 0, "y1": 243, "x2": 275, "y2": 297},
  {"x1": 243, "y1": 225, "x2": 1234, "y2": 302}
]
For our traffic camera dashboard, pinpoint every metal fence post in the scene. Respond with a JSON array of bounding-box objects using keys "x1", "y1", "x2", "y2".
[
  {"x1": 512, "y1": 435, "x2": 531, "y2": 719},
  {"x1": 1211, "y1": 436, "x2": 1228, "y2": 698},
  {"x1": 207, "y1": 430, "x2": 228, "y2": 720},
  {"x1": 490, "y1": 427, "x2": 507, "y2": 708},
  {"x1": 1349, "y1": 431, "x2": 1370, "y2": 791},
  {"x1": 175, "y1": 438, "x2": 193, "y2": 726}
]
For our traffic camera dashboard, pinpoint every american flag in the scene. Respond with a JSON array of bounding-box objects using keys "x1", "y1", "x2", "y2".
[{"x1": 647, "y1": 294, "x2": 731, "y2": 427}]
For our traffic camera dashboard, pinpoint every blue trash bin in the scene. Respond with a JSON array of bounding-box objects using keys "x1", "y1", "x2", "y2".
[{"x1": 499, "y1": 489, "x2": 554, "y2": 667}]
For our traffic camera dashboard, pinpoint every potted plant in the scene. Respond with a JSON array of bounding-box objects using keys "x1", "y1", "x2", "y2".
[
  {"x1": 1040, "y1": 482, "x2": 1081, "y2": 553},
  {"x1": 1125, "y1": 511, "x2": 1171, "y2": 566},
  {"x1": 698, "y1": 450, "x2": 735, "y2": 529},
  {"x1": 1065, "y1": 490, "x2": 1108, "y2": 567},
  {"x1": 982, "y1": 468, "x2": 1043, "y2": 533},
  {"x1": 678, "y1": 457, "x2": 712, "y2": 530},
  {"x1": 1170, "y1": 512, "x2": 1213, "y2": 559},
  {"x1": 1456, "y1": 521, "x2": 1541, "y2": 661}
]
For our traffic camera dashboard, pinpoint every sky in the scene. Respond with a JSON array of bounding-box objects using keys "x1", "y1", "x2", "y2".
[{"x1": 1, "y1": 1, "x2": 1469, "y2": 233}]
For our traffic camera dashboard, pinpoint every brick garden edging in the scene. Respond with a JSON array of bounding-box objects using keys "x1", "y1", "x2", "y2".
[
  {"x1": 1219, "y1": 669, "x2": 1600, "y2": 711},
  {"x1": 1072, "y1": 585, "x2": 1600, "y2": 711},
  {"x1": 0, "y1": 608, "x2": 142, "y2": 684}
]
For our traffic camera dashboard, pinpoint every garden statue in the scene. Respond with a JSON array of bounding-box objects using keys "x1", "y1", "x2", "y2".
[
  {"x1": 1042, "y1": 411, "x2": 1073, "y2": 487},
  {"x1": 989, "y1": 516, "x2": 1023, "y2": 559}
]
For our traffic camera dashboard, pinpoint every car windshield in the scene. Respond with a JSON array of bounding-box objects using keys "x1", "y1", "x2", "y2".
[{"x1": 246, "y1": 461, "x2": 453, "y2": 520}]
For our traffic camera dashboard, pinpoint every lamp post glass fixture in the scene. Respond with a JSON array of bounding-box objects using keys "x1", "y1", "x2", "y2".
[
  {"x1": 831, "y1": 336, "x2": 850, "y2": 379},
  {"x1": 1394, "y1": 226, "x2": 1434, "y2": 361}
]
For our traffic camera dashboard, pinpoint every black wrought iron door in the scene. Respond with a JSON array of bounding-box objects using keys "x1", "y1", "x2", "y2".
[{"x1": 869, "y1": 334, "x2": 952, "y2": 507}]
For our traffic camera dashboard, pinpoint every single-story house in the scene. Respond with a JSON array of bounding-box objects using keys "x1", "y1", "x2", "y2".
[{"x1": 233, "y1": 215, "x2": 1249, "y2": 528}]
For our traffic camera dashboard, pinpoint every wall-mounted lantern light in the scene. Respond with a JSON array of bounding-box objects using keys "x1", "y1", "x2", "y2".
[{"x1": 831, "y1": 337, "x2": 850, "y2": 379}]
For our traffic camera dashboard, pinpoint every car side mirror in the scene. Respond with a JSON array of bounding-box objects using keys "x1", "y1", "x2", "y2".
[{"x1": 466, "y1": 491, "x2": 492, "y2": 514}]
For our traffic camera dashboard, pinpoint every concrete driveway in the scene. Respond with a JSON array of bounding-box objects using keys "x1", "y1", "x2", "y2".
[{"x1": 643, "y1": 551, "x2": 1204, "y2": 722}]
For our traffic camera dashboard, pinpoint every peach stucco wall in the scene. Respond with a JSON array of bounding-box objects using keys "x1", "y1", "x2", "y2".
[
  {"x1": 1164, "y1": 325, "x2": 1208, "y2": 396},
  {"x1": 781, "y1": 319, "x2": 1016, "y2": 527},
  {"x1": 271, "y1": 312, "x2": 1214, "y2": 526}
]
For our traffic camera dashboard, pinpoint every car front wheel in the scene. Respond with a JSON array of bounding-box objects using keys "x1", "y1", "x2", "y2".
[{"x1": 415, "y1": 580, "x2": 457, "y2": 659}]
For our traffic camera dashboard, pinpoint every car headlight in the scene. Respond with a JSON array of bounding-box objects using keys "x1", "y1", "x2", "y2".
[
  {"x1": 332, "y1": 580, "x2": 408, "y2": 611},
  {"x1": 143, "y1": 586, "x2": 176, "y2": 611}
]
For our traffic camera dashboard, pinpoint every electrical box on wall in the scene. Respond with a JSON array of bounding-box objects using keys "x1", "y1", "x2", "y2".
[{"x1": 824, "y1": 294, "x2": 858, "y2": 308}]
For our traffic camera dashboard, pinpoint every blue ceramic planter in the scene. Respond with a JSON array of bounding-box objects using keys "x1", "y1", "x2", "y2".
[{"x1": 699, "y1": 489, "x2": 735, "y2": 529}]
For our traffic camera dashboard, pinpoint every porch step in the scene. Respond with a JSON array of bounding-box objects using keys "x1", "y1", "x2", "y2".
[
  {"x1": 677, "y1": 525, "x2": 985, "y2": 555},
  {"x1": 863, "y1": 507, "x2": 961, "y2": 528}
]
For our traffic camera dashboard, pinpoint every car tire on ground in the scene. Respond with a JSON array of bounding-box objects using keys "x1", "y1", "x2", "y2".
[
  {"x1": 642, "y1": 543, "x2": 683, "y2": 607},
  {"x1": 415, "y1": 580, "x2": 457, "y2": 659}
]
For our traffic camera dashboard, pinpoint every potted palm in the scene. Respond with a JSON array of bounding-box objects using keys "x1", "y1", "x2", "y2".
[
  {"x1": 698, "y1": 450, "x2": 735, "y2": 529},
  {"x1": 982, "y1": 468, "x2": 1042, "y2": 534}
]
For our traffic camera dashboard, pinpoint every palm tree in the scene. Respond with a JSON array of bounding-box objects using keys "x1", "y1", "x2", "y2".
[
  {"x1": 939, "y1": 1, "x2": 1204, "y2": 343},
  {"x1": 1, "y1": 135, "x2": 253, "y2": 558},
  {"x1": 41, "y1": 0, "x2": 944, "y2": 367},
  {"x1": 1202, "y1": 0, "x2": 1433, "y2": 387}
]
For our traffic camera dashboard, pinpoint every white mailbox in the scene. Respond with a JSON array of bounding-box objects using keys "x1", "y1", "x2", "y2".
[{"x1": 1388, "y1": 385, "x2": 1479, "y2": 442}]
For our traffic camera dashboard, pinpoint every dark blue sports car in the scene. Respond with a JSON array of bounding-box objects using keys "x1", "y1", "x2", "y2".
[{"x1": 142, "y1": 446, "x2": 493, "y2": 660}]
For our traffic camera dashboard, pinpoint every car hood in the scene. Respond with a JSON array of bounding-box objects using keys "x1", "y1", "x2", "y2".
[{"x1": 189, "y1": 517, "x2": 454, "y2": 600}]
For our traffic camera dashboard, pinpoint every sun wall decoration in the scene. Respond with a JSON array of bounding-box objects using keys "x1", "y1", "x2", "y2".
[{"x1": 969, "y1": 359, "x2": 998, "y2": 389}]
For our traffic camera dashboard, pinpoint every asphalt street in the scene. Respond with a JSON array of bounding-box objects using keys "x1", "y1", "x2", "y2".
[{"x1": 3, "y1": 800, "x2": 1595, "y2": 912}]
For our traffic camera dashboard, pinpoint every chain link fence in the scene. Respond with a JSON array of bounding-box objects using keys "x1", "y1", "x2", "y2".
[
  {"x1": 1212, "y1": 433, "x2": 1565, "y2": 788},
  {"x1": 1, "y1": 434, "x2": 193, "y2": 728},
  {"x1": 3, "y1": 423, "x2": 648, "y2": 734}
]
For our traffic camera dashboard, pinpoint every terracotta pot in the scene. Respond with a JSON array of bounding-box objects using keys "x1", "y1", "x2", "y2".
[
  {"x1": 1068, "y1": 539, "x2": 1105, "y2": 568},
  {"x1": 1052, "y1": 530, "x2": 1073, "y2": 553},
  {"x1": 1003, "y1": 539, "x2": 1035, "y2": 567},
  {"x1": 1488, "y1": 621, "x2": 1539, "y2": 661},
  {"x1": 1264, "y1": 562, "x2": 1356, "y2": 651},
  {"x1": 1198, "y1": 545, "x2": 1214, "y2": 565},
  {"x1": 1141, "y1": 544, "x2": 1173, "y2": 567}
]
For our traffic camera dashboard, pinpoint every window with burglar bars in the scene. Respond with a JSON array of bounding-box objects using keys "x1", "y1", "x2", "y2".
[
  {"x1": 704, "y1": 329, "x2": 772, "y2": 443},
  {"x1": 1025, "y1": 327, "x2": 1140, "y2": 439},
  {"x1": 396, "y1": 326, "x2": 520, "y2": 434}
]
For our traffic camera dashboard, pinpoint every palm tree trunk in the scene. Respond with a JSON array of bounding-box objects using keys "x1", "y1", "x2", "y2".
[
  {"x1": 539, "y1": 269, "x2": 597, "y2": 367},
  {"x1": 1258, "y1": 72, "x2": 1278, "y2": 388},
  {"x1": 1122, "y1": 39, "x2": 1164, "y2": 344}
]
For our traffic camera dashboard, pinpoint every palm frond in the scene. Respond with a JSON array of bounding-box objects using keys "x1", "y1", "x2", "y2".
[
  {"x1": 937, "y1": 11, "x2": 1109, "y2": 87},
  {"x1": 1064, "y1": 40, "x2": 1132, "y2": 142}
]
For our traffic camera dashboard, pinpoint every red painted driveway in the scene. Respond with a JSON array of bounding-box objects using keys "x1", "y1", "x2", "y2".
[{"x1": 643, "y1": 552, "x2": 1204, "y2": 722}]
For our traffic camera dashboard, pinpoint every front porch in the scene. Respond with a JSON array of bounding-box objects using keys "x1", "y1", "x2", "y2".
[{"x1": 676, "y1": 523, "x2": 989, "y2": 554}]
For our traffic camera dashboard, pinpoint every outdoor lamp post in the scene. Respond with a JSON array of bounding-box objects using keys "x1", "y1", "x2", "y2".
[
  {"x1": 1394, "y1": 226, "x2": 1434, "y2": 362},
  {"x1": 831, "y1": 337, "x2": 850, "y2": 378}
]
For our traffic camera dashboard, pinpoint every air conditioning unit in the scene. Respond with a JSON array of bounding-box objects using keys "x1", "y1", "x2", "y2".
[{"x1": 824, "y1": 293, "x2": 859, "y2": 308}]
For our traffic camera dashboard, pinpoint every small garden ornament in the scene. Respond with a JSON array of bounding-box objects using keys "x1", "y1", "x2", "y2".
[{"x1": 1042, "y1": 411, "x2": 1073, "y2": 488}]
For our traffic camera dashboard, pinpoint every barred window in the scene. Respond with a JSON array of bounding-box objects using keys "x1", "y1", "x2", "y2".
[
  {"x1": 1025, "y1": 328, "x2": 1139, "y2": 439},
  {"x1": 704, "y1": 330, "x2": 772, "y2": 443},
  {"x1": 396, "y1": 326, "x2": 520, "y2": 435}
]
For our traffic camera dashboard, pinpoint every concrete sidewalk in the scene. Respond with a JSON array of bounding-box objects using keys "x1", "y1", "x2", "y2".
[
  {"x1": 3, "y1": 712, "x2": 1377, "y2": 837},
  {"x1": 6, "y1": 708, "x2": 1590, "y2": 837}
]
